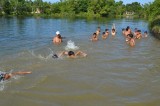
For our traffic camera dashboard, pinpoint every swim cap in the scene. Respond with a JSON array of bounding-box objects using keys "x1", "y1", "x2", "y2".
[{"x1": 56, "y1": 31, "x2": 60, "y2": 35}]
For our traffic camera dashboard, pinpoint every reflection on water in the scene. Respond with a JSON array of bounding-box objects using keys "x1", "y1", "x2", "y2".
[{"x1": 0, "y1": 17, "x2": 160, "y2": 106}]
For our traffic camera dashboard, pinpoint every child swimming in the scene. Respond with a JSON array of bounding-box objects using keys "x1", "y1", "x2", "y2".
[
  {"x1": 0, "y1": 71, "x2": 31, "y2": 82},
  {"x1": 52, "y1": 51, "x2": 87, "y2": 59}
]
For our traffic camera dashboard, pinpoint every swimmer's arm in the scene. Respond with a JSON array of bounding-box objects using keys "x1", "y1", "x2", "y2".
[
  {"x1": 58, "y1": 51, "x2": 68, "y2": 57},
  {"x1": 4, "y1": 71, "x2": 31, "y2": 80},
  {"x1": 11, "y1": 71, "x2": 32, "y2": 75},
  {"x1": 58, "y1": 51, "x2": 65, "y2": 57},
  {"x1": 75, "y1": 51, "x2": 87, "y2": 57}
]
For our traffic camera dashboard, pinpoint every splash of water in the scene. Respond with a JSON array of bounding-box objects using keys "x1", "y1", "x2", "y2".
[
  {"x1": 29, "y1": 49, "x2": 54, "y2": 61},
  {"x1": 0, "y1": 82, "x2": 5, "y2": 91},
  {"x1": 65, "y1": 40, "x2": 79, "y2": 51}
]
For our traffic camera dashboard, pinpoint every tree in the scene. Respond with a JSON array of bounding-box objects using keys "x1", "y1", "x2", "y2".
[
  {"x1": 115, "y1": 1, "x2": 125, "y2": 16},
  {"x1": 3, "y1": 0, "x2": 13, "y2": 15},
  {"x1": 42, "y1": 2, "x2": 51, "y2": 15}
]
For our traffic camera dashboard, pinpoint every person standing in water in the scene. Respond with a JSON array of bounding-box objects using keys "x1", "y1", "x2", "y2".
[
  {"x1": 111, "y1": 24, "x2": 116, "y2": 36},
  {"x1": 90, "y1": 33, "x2": 98, "y2": 41},
  {"x1": 96, "y1": 27, "x2": 101, "y2": 37},
  {"x1": 124, "y1": 26, "x2": 132, "y2": 37},
  {"x1": 102, "y1": 29, "x2": 109, "y2": 40},
  {"x1": 53, "y1": 31, "x2": 62, "y2": 44},
  {"x1": 135, "y1": 30, "x2": 142, "y2": 39},
  {"x1": 128, "y1": 34, "x2": 135, "y2": 47},
  {"x1": 0, "y1": 71, "x2": 31, "y2": 82},
  {"x1": 124, "y1": 26, "x2": 133, "y2": 42},
  {"x1": 102, "y1": 32, "x2": 107, "y2": 39},
  {"x1": 143, "y1": 31, "x2": 148, "y2": 38}
]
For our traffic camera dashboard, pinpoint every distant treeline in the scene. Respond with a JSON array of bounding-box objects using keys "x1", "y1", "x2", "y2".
[
  {"x1": 0, "y1": 0, "x2": 159, "y2": 38},
  {"x1": 0, "y1": 0, "x2": 151, "y2": 18}
]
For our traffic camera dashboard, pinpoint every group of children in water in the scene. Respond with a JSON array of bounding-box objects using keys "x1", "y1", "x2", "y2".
[
  {"x1": 52, "y1": 24, "x2": 148, "y2": 59},
  {"x1": 0, "y1": 24, "x2": 148, "y2": 82},
  {"x1": 90, "y1": 24, "x2": 148, "y2": 47}
]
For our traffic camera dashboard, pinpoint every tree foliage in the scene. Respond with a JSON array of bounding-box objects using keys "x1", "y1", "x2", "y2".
[
  {"x1": 147, "y1": 0, "x2": 160, "y2": 36},
  {"x1": 0, "y1": 0, "x2": 159, "y2": 20}
]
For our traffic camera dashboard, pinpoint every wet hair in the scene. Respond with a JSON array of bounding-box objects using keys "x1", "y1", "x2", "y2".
[
  {"x1": 68, "y1": 51, "x2": 75, "y2": 56},
  {"x1": 92, "y1": 33, "x2": 97, "y2": 38},
  {"x1": 126, "y1": 27, "x2": 129, "y2": 31},
  {"x1": 127, "y1": 26, "x2": 130, "y2": 29},
  {"x1": 144, "y1": 31, "x2": 148, "y2": 33},
  {"x1": 58, "y1": 35, "x2": 62, "y2": 39},
  {"x1": 102, "y1": 32, "x2": 105, "y2": 35},
  {"x1": 105, "y1": 29, "x2": 109, "y2": 31},
  {"x1": 137, "y1": 30, "x2": 141, "y2": 32},
  {"x1": 122, "y1": 28, "x2": 125, "y2": 31},
  {"x1": 93, "y1": 33, "x2": 97, "y2": 36},
  {"x1": 112, "y1": 29, "x2": 115, "y2": 32},
  {"x1": 128, "y1": 34, "x2": 134, "y2": 38}
]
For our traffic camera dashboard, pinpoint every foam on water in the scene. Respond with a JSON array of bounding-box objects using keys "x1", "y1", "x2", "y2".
[
  {"x1": 29, "y1": 49, "x2": 52, "y2": 61},
  {"x1": 29, "y1": 48, "x2": 63, "y2": 61},
  {"x1": 65, "y1": 40, "x2": 79, "y2": 51},
  {"x1": 0, "y1": 82, "x2": 5, "y2": 91},
  {"x1": 37, "y1": 54, "x2": 53, "y2": 61}
]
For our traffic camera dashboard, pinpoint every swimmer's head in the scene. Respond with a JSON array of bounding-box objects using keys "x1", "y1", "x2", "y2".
[
  {"x1": 128, "y1": 34, "x2": 134, "y2": 38},
  {"x1": 68, "y1": 51, "x2": 75, "y2": 56},
  {"x1": 105, "y1": 29, "x2": 109, "y2": 31},
  {"x1": 93, "y1": 33, "x2": 97, "y2": 36},
  {"x1": 102, "y1": 32, "x2": 105, "y2": 35},
  {"x1": 144, "y1": 31, "x2": 148, "y2": 34},
  {"x1": 126, "y1": 27, "x2": 129, "y2": 31},
  {"x1": 137, "y1": 30, "x2": 141, "y2": 32},
  {"x1": 112, "y1": 29, "x2": 115, "y2": 31},
  {"x1": 57, "y1": 34, "x2": 62, "y2": 39}
]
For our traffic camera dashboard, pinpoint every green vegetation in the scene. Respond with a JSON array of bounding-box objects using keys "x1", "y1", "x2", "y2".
[
  {"x1": 0, "y1": 0, "x2": 144, "y2": 18},
  {"x1": 145, "y1": 0, "x2": 160, "y2": 39}
]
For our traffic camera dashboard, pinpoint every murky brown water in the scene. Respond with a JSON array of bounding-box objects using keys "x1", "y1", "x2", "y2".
[{"x1": 0, "y1": 17, "x2": 160, "y2": 106}]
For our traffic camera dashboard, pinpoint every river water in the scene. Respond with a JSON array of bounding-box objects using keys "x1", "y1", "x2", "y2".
[{"x1": 0, "y1": 17, "x2": 160, "y2": 106}]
